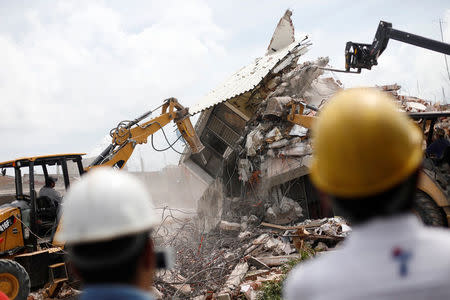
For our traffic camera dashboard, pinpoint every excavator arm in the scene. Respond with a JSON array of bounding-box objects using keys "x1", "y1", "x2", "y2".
[
  {"x1": 87, "y1": 98, "x2": 204, "y2": 170},
  {"x1": 286, "y1": 100, "x2": 318, "y2": 129}
]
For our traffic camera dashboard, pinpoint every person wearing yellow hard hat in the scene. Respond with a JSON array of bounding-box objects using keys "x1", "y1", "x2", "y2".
[{"x1": 284, "y1": 88, "x2": 450, "y2": 300}]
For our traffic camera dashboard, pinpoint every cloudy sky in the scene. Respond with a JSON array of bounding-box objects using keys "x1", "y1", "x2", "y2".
[{"x1": 0, "y1": 0, "x2": 449, "y2": 171}]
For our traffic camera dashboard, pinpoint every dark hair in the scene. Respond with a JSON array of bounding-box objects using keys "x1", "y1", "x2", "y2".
[
  {"x1": 45, "y1": 177, "x2": 56, "y2": 187},
  {"x1": 69, "y1": 232, "x2": 150, "y2": 284},
  {"x1": 332, "y1": 169, "x2": 419, "y2": 225}
]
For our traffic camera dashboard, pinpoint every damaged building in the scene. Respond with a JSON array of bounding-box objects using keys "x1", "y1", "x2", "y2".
[
  {"x1": 181, "y1": 10, "x2": 449, "y2": 231},
  {"x1": 180, "y1": 10, "x2": 342, "y2": 230}
]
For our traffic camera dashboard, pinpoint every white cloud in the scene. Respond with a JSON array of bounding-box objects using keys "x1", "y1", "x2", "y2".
[
  {"x1": 1, "y1": 1, "x2": 449, "y2": 172},
  {"x1": 0, "y1": 0, "x2": 227, "y2": 170}
]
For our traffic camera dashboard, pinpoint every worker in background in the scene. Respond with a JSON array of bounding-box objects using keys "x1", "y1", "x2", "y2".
[
  {"x1": 55, "y1": 168, "x2": 161, "y2": 300},
  {"x1": 284, "y1": 88, "x2": 450, "y2": 300},
  {"x1": 426, "y1": 127, "x2": 450, "y2": 164},
  {"x1": 39, "y1": 176, "x2": 62, "y2": 204}
]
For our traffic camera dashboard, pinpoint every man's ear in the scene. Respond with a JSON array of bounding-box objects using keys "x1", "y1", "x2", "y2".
[{"x1": 143, "y1": 239, "x2": 155, "y2": 269}]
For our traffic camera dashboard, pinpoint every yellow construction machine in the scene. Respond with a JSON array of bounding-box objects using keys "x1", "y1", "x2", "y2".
[
  {"x1": 0, "y1": 98, "x2": 203, "y2": 299},
  {"x1": 287, "y1": 100, "x2": 450, "y2": 227}
]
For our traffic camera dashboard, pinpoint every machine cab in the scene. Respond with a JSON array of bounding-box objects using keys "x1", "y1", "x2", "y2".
[{"x1": 0, "y1": 154, "x2": 85, "y2": 253}]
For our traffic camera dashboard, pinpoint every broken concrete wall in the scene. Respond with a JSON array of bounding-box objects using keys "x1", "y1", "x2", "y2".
[{"x1": 196, "y1": 177, "x2": 224, "y2": 232}]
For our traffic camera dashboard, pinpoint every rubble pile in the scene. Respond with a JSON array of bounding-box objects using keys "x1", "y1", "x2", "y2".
[
  {"x1": 378, "y1": 84, "x2": 430, "y2": 112},
  {"x1": 27, "y1": 283, "x2": 80, "y2": 300},
  {"x1": 152, "y1": 207, "x2": 350, "y2": 299},
  {"x1": 379, "y1": 84, "x2": 450, "y2": 136},
  {"x1": 225, "y1": 76, "x2": 450, "y2": 225},
  {"x1": 229, "y1": 57, "x2": 341, "y2": 224}
]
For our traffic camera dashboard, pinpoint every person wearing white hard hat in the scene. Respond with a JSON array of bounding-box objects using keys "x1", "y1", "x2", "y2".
[{"x1": 55, "y1": 168, "x2": 165, "y2": 300}]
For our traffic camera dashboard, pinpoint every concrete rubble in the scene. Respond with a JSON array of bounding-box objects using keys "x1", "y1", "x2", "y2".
[
  {"x1": 150, "y1": 204, "x2": 351, "y2": 299},
  {"x1": 178, "y1": 19, "x2": 448, "y2": 297},
  {"x1": 27, "y1": 283, "x2": 80, "y2": 300},
  {"x1": 163, "y1": 57, "x2": 448, "y2": 300}
]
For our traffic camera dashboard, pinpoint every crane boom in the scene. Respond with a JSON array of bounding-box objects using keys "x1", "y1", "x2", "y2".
[
  {"x1": 345, "y1": 21, "x2": 450, "y2": 73},
  {"x1": 321, "y1": 21, "x2": 450, "y2": 73}
]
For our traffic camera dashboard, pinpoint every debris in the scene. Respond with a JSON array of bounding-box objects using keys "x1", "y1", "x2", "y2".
[
  {"x1": 248, "y1": 215, "x2": 259, "y2": 225},
  {"x1": 314, "y1": 241, "x2": 329, "y2": 251},
  {"x1": 220, "y1": 262, "x2": 249, "y2": 294},
  {"x1": 256, "y1": 255, "x2": 301, "y2": 267},
  {"x1": 219, "y1": 220, "x2": 241, "y2": 231},
  {"x1": 245, "y1": 269, "x2": 272, "y2": 281},
  {"x1": 216, "y1": 293, "x2": 232, "y2": 300},
  {"x1": 263, "y1": 97, "x2": 293, "y2": 118},
  {"x1": 405, "y1": 101, "x2": 427, "y2": 112},
  {"x1": 265, "y1": 196, "x2": 303, "y2": 225},
  {"x1": 289, "y1": 124, "x2": 308, "y2": 137},
  {"x1": 246, "y1": 256, "x2": 270, "y2": 270},
  {"x1": 157, "y1": 270, "x2": 192, "y2": 295},
  {"x1": 151, "y1": 287, "x2": 164, "y2": 299},
  {"x1": 245, "y1": 126, "x2": 264, "y2": 156},
  {"x1": 265, "y1": 127, "x2": 283, "y2": 143},
  {"x1": 253, "y1": 233, "x2": 270, "y2": 245},
  {"x1": 239, "y1": 231, "x2": 253, "y2": 241},
  {"x1": 238, "y1": 159, "x2": 252, "y2": 182},
  {"x1": 240, "y1": 283, "x2": 259, "y2": 300},
  {"x1": 268, "y1": 138, "x2": 290, "y2": 149}
]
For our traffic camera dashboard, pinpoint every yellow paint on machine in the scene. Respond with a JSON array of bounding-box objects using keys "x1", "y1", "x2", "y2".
[{"x1": 0, "y1": 207, "x2": 24, "y2": 254}]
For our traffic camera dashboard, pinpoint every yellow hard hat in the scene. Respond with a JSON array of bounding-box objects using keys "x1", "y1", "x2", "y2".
[{"x1": 310, "y1": 88, "x2": 423, "y2": 198}]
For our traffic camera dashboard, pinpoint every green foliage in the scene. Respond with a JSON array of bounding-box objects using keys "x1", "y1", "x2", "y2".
[
  {"x1": 257, "y1": 244, "x2": 316, "y2": 300},
  {"x1": 281, "y1": 257, "x2": 302, "y2": 273},
  {"x1": 258, "y1": 278, "x2": 285, "y2": 300},
  {"x1": 300, "y1": 244, "x2": 316, "y2": 261}
]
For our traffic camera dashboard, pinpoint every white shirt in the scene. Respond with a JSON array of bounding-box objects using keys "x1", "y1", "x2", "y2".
[
  {"x1": 38, "y1": 186, "x2": 62, "y2": 204},
  {"x1": 284, "y1": 214, "x2": 450, "y2": 300}
]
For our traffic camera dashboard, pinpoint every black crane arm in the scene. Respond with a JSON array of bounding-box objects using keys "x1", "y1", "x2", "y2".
[{"x1": 342, "y1": 21, "x2": 450, "y2": 73}]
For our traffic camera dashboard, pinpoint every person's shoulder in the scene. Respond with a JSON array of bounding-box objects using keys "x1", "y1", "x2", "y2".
[
  {"x1": 284, "y1": 251, "x2": 342, "y2": 299},
  {"x1": 417, "y1": 226, "x2": 450, "y2": 261},
  {"x1": 419, "y1": 226, "x2": 450, "y2": 245}
]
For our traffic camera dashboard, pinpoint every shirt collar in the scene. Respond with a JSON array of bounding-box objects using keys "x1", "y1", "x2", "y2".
[
  {"x1": 344, "y1": 213, "x2": 423, "y2": 249},
  {"x1": 81, "y1": 284, "x2": 155, "y2": 300}
]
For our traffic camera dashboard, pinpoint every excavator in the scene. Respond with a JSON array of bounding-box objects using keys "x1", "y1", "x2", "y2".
[{"x1": 0, "y1": 98, "x2": 204, "y2": 299}]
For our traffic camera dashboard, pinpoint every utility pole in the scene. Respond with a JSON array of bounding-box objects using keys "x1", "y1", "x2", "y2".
[
  {"x1": 443, "y1": 86, "x2": 447, "y2": 105},
  {"x1": 439, "y1": 19, "x2": 450, "y2": 81}
]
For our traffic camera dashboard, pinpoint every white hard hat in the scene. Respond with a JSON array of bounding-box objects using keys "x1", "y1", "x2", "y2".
[{"x1": 55, "y1": 168, "x2": 158, "y2": 245}]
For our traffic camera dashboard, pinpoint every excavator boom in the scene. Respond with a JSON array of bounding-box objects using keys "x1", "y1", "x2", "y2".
[{"x1": 88, "y1": 98, "x2": 203, "y2": 170}]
